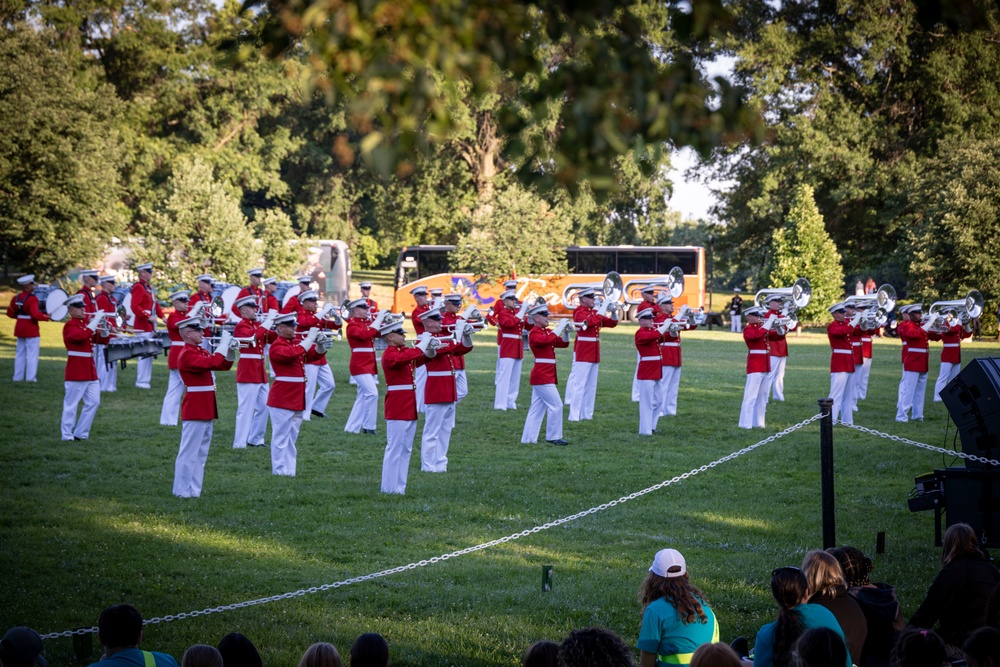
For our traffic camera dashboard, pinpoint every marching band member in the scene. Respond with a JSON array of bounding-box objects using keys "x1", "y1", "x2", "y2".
[
  {"x1": 419, "y1": 307, "x2": 469, "y2": 472},
  {"x1": 232, "y1": 268, "x2": 265, "y2": 318},
  {"x1": 521, "y1": 303, "x2": 570, "y2": 445},
  {"x1": 487, "y1": 279, "x2": 519, "y2": 375},
  {"x1": 857, "y1": 311, "x2": 881, "y2": 402},
  {"x1": 380, "y1": 318, "x2": 436, "y2": 494},
  {"x1": 729, "y1": 289, "x2": 744, "y2": 333},
  {"x1": 563, "y1": 287, "x2": 618, "y2": 422},
  {"x1": 635, "y1": 307, "x2": 666, "y2": 435},
  {"x1": 77, "y1": 270, "x2": 100, "y2": 319},
  {"x1": 189, "y1": 274, "x2": 219, "y2": 350},
  {"x1": 173, "y1": 316, "x2": 234, "y2": 498},
  {"x1": 430, "y1": 287, "x2": 444, "y2": 309},
  {"x1": 345, "y1": 299, "x2": 382, "y2": 434},
  {"x1": 280, "y1": 276, "x2": 314, "y2": 316},
  {"x1": 360, "y1": 281, "x2": 378, "y2": 319},
  {"x1": 766, "y1": 295, "x2": 789, "y2": 402},
  {"x1": 159, "y1": 291, "x2": 191, "y2": 427},
  {"x1": 739, "y1": 307, "x2": 774, "y2": 429},
  {"x1": 95, "y1": 274, "x2": 120, "y2": 392},
  {"x1": 409, "y1": 286, "x2": 431, "y2": 413},
  {"x1": 441, "y1": 294, "x2": 471, "y2": 402},
  {"x1": 632, "y1": 286, "x2": 659, "y2": 402},
  {"x1": 263, "y1": 277, "x2": 280, "y2": 377},
  {"x1": 8, "y1": 275, "x2": 50, "y2": 382},
  {"x1": 844, "y1": 301, "x2": 864, "y2": 413},
  {"x1": 297, "y1": 290, "x2": 341, "y2": 421},
  {"x1": 494, "y1": 290, "x2": 529, "y2": 411},
  {"x1": 268, "y1": 314, "x2": 320, "y2": 476},
  {"x1": 656, "y1": 294, "x2": 694, "y2": 418},
  {"x1": 896, "y1": 304, "x2": 933, "y2": 421},
  {"x1": 129, "y1": 263, "x2": 165, "y2": 389},
  {"x1": 929, "y1": 308, "x2": 972, "y2": 402},
  {"x1": 827, "y1": 302, "x2": 857, "y2": 425},
  {"x1": 61, "y1": 294, "x2": 102, "y2": 441},
  {"x1": 233, "y1": 296, "x2": 277, "y2": 448}
]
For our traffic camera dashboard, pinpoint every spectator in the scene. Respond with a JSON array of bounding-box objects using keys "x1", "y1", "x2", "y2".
[
  {"x1": 752, "y1": 566, "x2": 849, "y2": 667},
  {"x1": 636, "y1": 548, "x2": 718, "y2": 667},
  {"x1": 216, "y1": 633, "x2": 262, "y2": 667},
  {"x1": 181, "y1": 645, "x2": 223, "y2": 667},
  {"x1": 792, "y1": 627, "x2": 848, "y2": 667},
  {"x1": 963, "y1": 627, "x2": 1000, "y2": 667},
  {"x1": 349, "y1": 633, "x2": 388, "y2": 667},
  {"x1": 909, "y1": 523, "x2": 1000, "y2": 648},
  {"x1": 802, "y1": 550, "x2": 867, "y2": 665},
  {"x1": 891, "y1": 627, "x2": 947, "y2": 667},
  {"x1": 299, "y1": 643, "x2": 342, "y2": 667},
  {"x1": 523, "y1": 640, "x2": 560, "y2": 667},
  {"x1": 855, "y1": 280, "x2": 865, "y2": 296},
  {"x1": 558, "y1": 627, "x2": 636, "y2": 667},
  {"x1": 87, "y1": 604, "x2": 179, "y2": 667},
  {"x1": 0, "y1": 627, "x2": 47, "y2": 667},
  {"x1": 828, "y1": 546, "x2": 904, "y2": 667},
  {"x1": 689, "y1": 642, "x2": 741, "y2": 667},
  {"x1": 866, "y1": 278, "x2": 877, "y2": 295}
]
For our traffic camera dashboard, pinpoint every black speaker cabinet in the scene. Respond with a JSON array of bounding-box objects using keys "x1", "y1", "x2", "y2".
[
  {"x1": 940, "y1": 358, "x2": 1000, "y2": 468},
  {"x1": 940, "y1": 467, "x2": 1000, "y2": 547}
]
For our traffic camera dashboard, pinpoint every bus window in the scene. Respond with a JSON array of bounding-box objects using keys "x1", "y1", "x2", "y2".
[
  {"x1": 419, "y1": 249, "x2": 452, "y2": 278},
  {"x1": 617, "y1": 251, "x2": 656, "y2": 274},
  {"x1": 573, "y1": 250, "x2": 615, "y2": 274},
  {"x1": 656, "y1": 251, "x2": 697, "y2": 275}
]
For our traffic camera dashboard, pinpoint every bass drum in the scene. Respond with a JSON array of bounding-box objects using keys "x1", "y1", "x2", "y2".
[
  {"x1": 211, "y1": 284, "x2": 241, "y2": 324},
  {"x1": 113, "y1": 284, "x2": 136, "y2": 326},
  {"x1": 45, "y1": 288, "x2": 70, "y2": 322},
  {"x1": 32, "y1": 285, "x2": 54, "y2": 313},
  {"x1": 281, "y1": 284, "x2": 301, "y2": 308}
]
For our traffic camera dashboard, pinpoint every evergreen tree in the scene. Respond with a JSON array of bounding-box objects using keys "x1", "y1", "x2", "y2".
[{"x1": 255, "y1": 208, "x2": 304, "y2": 278}]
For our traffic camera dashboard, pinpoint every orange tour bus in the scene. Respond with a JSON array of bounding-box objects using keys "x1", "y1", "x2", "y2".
[{"x1": 391, "y1": 245, "x2": 706, "y2": 320}]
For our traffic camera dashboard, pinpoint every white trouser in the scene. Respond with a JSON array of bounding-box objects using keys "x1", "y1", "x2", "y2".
[
  {"x1": 303, "y1": 363, "x2": 335, "y2": 419},
  {"x1": 421, "y1": 403, "x2": 456, "y2": 472},
  {"x1": 136, "y1": 355, "x2": 153, "y2": 388},
  {"x1": 566, "y1": 361, "x2": 599, "y2": 421},
  {"x1": 415, "y1": 365, "x2": 427, "y2": 413},
  {"x1": 858, "y1": 357, "x2": 872, "y2": 400},
  {"x1": 731, "y1": 314, "x2": 742, "y2": 333},
  {"x1": 265, "y1": 343, "x2": 274, "y2": 378},
  {"x1": 850, "y1": 364, "x2": 863, "y2": 411},
  {"x1": 829, "y1": 372, "x2": 855, "y2": 425},
  {"x1": 934, "y1": 362, "x2": 961, "y2": 402},
  {"x1": 13, "y1": 337, "x2": 40, "y2": 382},
  {"x1": 768, "y1": 356, "x2": 786, "y2": 401},
  {"x1": 234, "y1": 382, "x2": 269, "y2": 447},
  {"x1": 632, "y1": 353, "x2": 640, "y2": 402},
  {"x1": 159, "y1": 369, "x2": 184, "y2": 426},
  {"x1": 659, "y1": 365, "x2": 682, "y2": 417},
  {"x1": 456, "y1": 370, "x2": 468, "y2": 403},
  {"x1": 521, "y1": 384, "x2": 564, "y2": 443},
  {"x1": 494, "y1": 357, "x2": 522, "y2": 410},
  {"x1": 96, "y1": 344, "x2": 118, "y2": 392},
  {"x1": 345, "y1": 374, "x2": 379, "y2": 433},
  {"x1": 739, "y1": 373, "x2": 769, "y2": 429},
  {"x1": 268, "y1": 407, "x2": 302, "y2": 475},
  {"x1": 61, "y1": 380, "x2": 100, "y2": 440},
  {"x1": 173, "y1": 420, "x2": 213, "y2": 498},
  {"x1": 381, "y1": 420, "x2": 417, "y2": 494},
  {"x1": 897, "y1": 370, "x2": 928, "y2": 422},
  {"x1": 637, "y1": 379, "x2": 662, "y2": 435}
]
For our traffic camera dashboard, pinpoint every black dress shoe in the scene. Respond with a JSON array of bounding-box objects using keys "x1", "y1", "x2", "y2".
[
  {"x1": 311, "y1": 409, "x2": 326, "y2": 418},
  {"x1": 546, "y1": 439, "x2": 570, "y2": 446},
  {"x1": 362, "y1": 428, "x2": 377, "y2": 435},
  {"x1": 73, "y1": 437, "x2": 86, "y2": 441}
]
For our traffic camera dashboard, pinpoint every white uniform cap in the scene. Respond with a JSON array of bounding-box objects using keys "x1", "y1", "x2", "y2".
[
  {"x1": 900, "y1": 303, "x2": 923, "y2": 314},
  {"x1": 503, "y1": 280, "x2": 518, "y2": 289},
  {"x1": 641, "y1": 285, "x2": 657, "y2": 295},
  {"x1": 419, "y1": 306, "x2": 443, "y2": 321},
  {"x1": 649, "y1": 549, "x2": 686, "y2": 578},
  {"x1": 733, "y1": 288, "x2": 741, "y2": 293},
  {"x1": 195, "y1": 274, "x2": 213, "y2": 284},
  {"x1": 359, "y1": 281, "x2": 373, "y2": 289},
  {"x1": 500, "y1": 289, "x2": 517, "y2": 300},
  {"x1": 379, "y1": 321, "x2": 406, "y2": 336},
  {"x1": 299, "y1": 290, "x2": 319, "y2": 302},
  {"x1": 656, "y1": 293, "x2": 673, "y2": 305},
  {"x1": 273, "y1": 313, "x2": 297, "y2": 326},
  {"x1": 99, "y1": 274, "x2": 116, "y2": 283},
  {"x1": 528, "y1": 304, "x2": 549, "y2": 317},
  {"x1": 80, "y1": 269, "x2": 99, "y2": 278},
  {"x1": 444, "y1": 294, "x2": 463, "y2": 304},
  {"x1": 744, "y1": 306, "x2": 764, "y2": 317},
  {"x1": 577, "y1": 288, "x2": 596, "y2": 299},
  {"x1": 263, "y1": 277, "x2": 277, "y2": 285},
  {"x1": 65, "y1": 294, "x2": 86, "y2": 308},
  {"x1": 828, "y1": 302, "x2": 847, "y2": 313},
  {"x1": 235, "y1": 295, "x2": 257, "y2": 308},
  {"x1": 347, "y1": 298, "x2": 369, "y2": 310},
  {"x1": 636, "y1": 307, "x2": 656, "y2": 319},
  {"x1": 135, "y1": 263, "x2": 153, "y2": 272},
  {"x1": 430, "y1": 288, "x2": 444, "y2": 297},
  {"x1": 177, "y1": 316, "x2": 202, "y2": 329},
  {"x1": 169, "y1": 290, "x2": 190, "y2": 302},
  {"x1": 247, "y1": 268, "x2": 264, "y2": 277},
  {"x1": 296, "y1": 275, "x2": 312, "y2": 284},
  {"x1": 17, "y1": 275, "x2": 35, "y2": 285},
  {"x1": 409, "y1": 286, "x2": 428, "y2": 296}
]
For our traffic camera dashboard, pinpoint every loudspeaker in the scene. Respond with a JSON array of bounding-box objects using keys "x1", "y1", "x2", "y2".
[
  {"x1": 940, "y1": 467, "x2": 1000, "y2": 547},
  {"x1": 941, "y1": 358, "x2": 1000, "y2": 468}
]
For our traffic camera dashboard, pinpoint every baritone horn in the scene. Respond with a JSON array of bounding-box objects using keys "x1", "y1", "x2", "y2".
[
  {"x1": 754, "y1": 278, "x2": 812, "y2": 334},
  {"x1": 623, "y1": 266, "x2": 685, "y2": 305},
  {"x1": 925, "y1": 289, "x2": 984, "y2": 331},
  {"x1": 846, "y1": 284, "x2": 897, "y2": 329},
  {"x1": 561, "y1": 271, "x2": 621, "y2": 310}
]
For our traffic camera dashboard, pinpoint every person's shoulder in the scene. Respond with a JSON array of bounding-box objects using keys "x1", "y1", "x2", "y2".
[
  {"x1": 799, "y1": 602, "x2": 843, "y2": 629},
  {"x1": 151, "y1": 650, "x2": 181, "y2": 667}
]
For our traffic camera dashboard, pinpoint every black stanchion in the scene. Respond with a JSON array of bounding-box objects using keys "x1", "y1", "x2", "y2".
[{"x1": 819, "y1": 397, "x2": 835, "y2": 549}]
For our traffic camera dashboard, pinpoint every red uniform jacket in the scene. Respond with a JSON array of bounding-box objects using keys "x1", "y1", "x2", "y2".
[
  {"x1": 572, "y1": 306, "x2": 618, "y2": 364},
  {"x1": 95, "y1": 291, "x2": 118, "y2": 346},
  {"x1": 63, "y1": 318, "x2": 98, "y2": 381},
  {"x1": 898, "y1": 320, "x2": 930, "y2": 373},
  {"x1": 929, "y1": 324, "x2": 971, "y2": 364},
  {"x1": 660, "y1": 318, "x2": 694, "y2": 368},
  {"x1": 441, "y1": 311, "x2": 469, "y2": 370},
  {"x1": 365, "y1": 297, "x2": 378, "y2": 315},
  {"x1": 743, "y1": 323, "x2": 771, "y2": 374},
  {"x1": 232, "y1": 285, "x2": 265, "y2": 318},
  {"x1": 347, "y1": 317, "x2": 380, "y2": 376},
  {"x1": 767, "y1": 308, "x2": 788, "y2": 357},
  {"x1": 411, "y1": 303, "x2": 430, "y2": 336},
  {"x1": 381, "y1": 345, "x2": 429, "y2": 421},
  {"x1": 497, "y1": 306, "x2": 529, "y2": 360},
  {"x1": 235, "y1": 317, "x2": 278, "y2": 383},
  {"x1": 423, "y1": 334, "x2": 462, "y2": 404},
  {"x1": 165, "y1": 311, "x2": 187, "y2": 369},
  {"x1": 129, "y1": 280, "x2": 164, "y2": 333},
  {"x1": 265, "y1": 293, "x2": 280, "y2": 313},
  {"x1": 280, "y1": 295, "x2": 303, "y2": 316},
  {"x1": 76, "y1": 287, "x2": 97, "y2": 321},
  {"x1": 178, "y1": 344, "x2": 233, "y2": 421},
  {"x1": 7, "y1": 290, "x2": 50, "y2": 337},
  {"x1": 486, "y1": 302, "x2": 503, "y2": 345},
  {"x1": 528, "y1": 326, "x2": 569, "y2": 385},
  {"x1": 860, "y1": 326, "x2": 881, "y2": 359},
  {"x1": 827, "y1": 321, "x2": 856, "y2": 373},
  {"x1": 267, "y1": 337, "x2": 319, "y2": 411},
  {"x1": 297, "y1": 311, "x2": 341, "y2": 367},
  {"x1": 634, "y1": 327, "x2": 665, "y2": 380},
  {"x1": 850, "y1": 324, "x2": 864, "y2": 365}
]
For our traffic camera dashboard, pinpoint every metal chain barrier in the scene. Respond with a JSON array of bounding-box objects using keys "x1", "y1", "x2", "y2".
[
  {"x1": 837, "y1": 421, "x2": 1000, "y2": 467},
  {"x1": 41, "y1": 413, "x2": 824, "y2": 640}
]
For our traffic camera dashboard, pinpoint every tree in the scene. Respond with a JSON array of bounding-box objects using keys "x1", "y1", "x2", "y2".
[
  {"x1": 766, "y1": 184, "x2": 844, "y2": 326},
  {"x1": 255, "y1": 208, "x2": 304, "y2": 277}
]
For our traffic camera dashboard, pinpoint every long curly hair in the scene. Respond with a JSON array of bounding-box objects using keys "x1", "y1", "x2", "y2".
[
  {"x1": 942, "y1": 523, "x2": 984, "y2": 565},
  {"x1": 770, "y1": 567, "x2": 808, "y2": 667},
  {"x1": 802, "y1": 549, "x2": 847, "y2": 599},
  {"x1": 637, "y1": 572, "x2": 709, "y2": 625}
]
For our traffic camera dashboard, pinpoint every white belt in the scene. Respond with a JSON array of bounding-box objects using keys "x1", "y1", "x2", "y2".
[
  {"x1": 660, "y1": 342, "x2": 679, "y2": 347},
  {"x1": 171, "y1": 341, "x2": 185, "y2": 347},
  {"x1": 943, "y1": 344, "x2": 959, "y2": 348},
  {"x1": 749, "y1": 350, "x2": 768, "y2": 355},
  {"x1": 833, "y1": 349, "x2": 852, "y2": 354},
  {"x1": 274, "y1": 376, "x2": 305, "y2": 383},
  {"x1": 852, "y1": 342, "x2": 861, "y2": 347},
  {"x1": 352, "y1": 348, "x2": 374, "y2": 353},
  {"x1": 185, "y1": 385, "x2": 215, "y2": 393},
  {"x1": 67, "y1": 351, "x2": 92, "y2": 358},
  {"x1": 501, "y1": 334, "x2": 521, "y2": 339},
  {"x1": 639, "y1": 356, "x2": 660, "y2": 361},
  {"x1": 576, "y1": 336, "x2": 598, "y2": 342},
  {"x1": 861, "y1": 337, "x2": 871, "y2": 342},
  {"x1": 240, "y1": 354, "x2": 262, "y2": 359},
  {"x1": 427, "y1": 371, "x2": 454, "y2": 377},
  {"x1": 909, "y1": 348, "x2": 928, "y2": 353},
  {"x1": 17, "y1": 315, "x2": 32, "y2": 319},
  {"x1": 386, "y1": 385, "x2": 413, "y2": 391},
  {"x1": 535, "y1": 358, "x2": 556, "y2": 364}
]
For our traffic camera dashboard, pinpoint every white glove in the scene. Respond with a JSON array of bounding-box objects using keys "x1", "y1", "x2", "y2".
[
  {"x1": 371, "y1": 309, "x2": 388, "y2": 331},
  {"x1": 516, "y1": 299, "x2": 530, "y2": 319},
  {"x1": 462, "y1": 331, "x2": 474, "y2": 348},
  {"x1": 552, "y1": 319, "x2": 569, "y2": 339},
  {"x1": 461, "y1": 305, "x2": 478, "y2": 320},
  {"x1": 299, "y1": 327, "x2": 319, "y2": 351},
  {"x1": 86, "y1": 311, "x2": 103, "y2": 332},
  {"x1": 921, "y1": 312, "x2": 939, "y2": 332},
  {"x1": 217, "y1": 330, "x2": 233, "y2": 354},
  {"x1": 611, "y1": 306, "x2": 620, "y2": 322},
  {"x1": 762, "y1": 314, "x2": 776, "y2": 331},
  {"x1": 188, "y1": 300, "x2": 205, "y2": 319},
  {"x1": 315, "y1": 333, "x2": 331, "y2": 355},
  {"x1": 849, "y1": 312, "x2": 863, "y2": 327},
  {"x1": 965, "y1": 323, "x2": 973, "y2": 333},
  {"x1": 416, "y1": 332, "x2": 437, "y2": 357},
  {"x1": 561, "y1": 327, "x2": 571, "y2": 343},
  {"x1": 261, "y1": 310, "x2": 277, "y2": 331},
  {"x1": 787, "y1": 318, "x2": 798, "y2": 331},
  {"x1": 656, "y1": 321, "x2": 670, "y2": 335}
]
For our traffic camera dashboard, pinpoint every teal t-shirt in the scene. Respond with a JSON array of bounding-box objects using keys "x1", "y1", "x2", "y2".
[
  {"x1": 636, "y1": 596, "x2": 719, "y2": 665},
  {"x1": 87, "y1": 648, "x2": 180, "y2": 667},
  {"x1": 752, "y1": 603, "x2": 849, "y2": 667}
]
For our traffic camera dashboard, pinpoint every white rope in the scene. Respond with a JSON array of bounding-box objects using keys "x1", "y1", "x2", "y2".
[
  {"x1": 40, "y1": 414, "x2": 824, "y2": 639},
  {"x1": 836, "y1": 420, "x2": 1000, "y2": 467}
]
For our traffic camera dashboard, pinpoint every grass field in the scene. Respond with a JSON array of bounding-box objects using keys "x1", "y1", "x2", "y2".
[{"x1": 2, "y1": 298, "x2": 999, "y2": 666}]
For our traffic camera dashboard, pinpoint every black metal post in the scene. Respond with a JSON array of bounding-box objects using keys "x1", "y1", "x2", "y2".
[{"x1": 819, "y1": 397, "x2": 835, "y2": 549}]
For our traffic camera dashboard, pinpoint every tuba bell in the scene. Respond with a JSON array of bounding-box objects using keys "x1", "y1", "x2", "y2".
[
  {"x1": 925, "y1": 289, "x2": 983, "y2": 332},
  {"x1": 754, "y1": 278, "x2": 811, "y2": 334},
  {"x1": 623, "y1": 266, "x2": 685, "y2": 306}
]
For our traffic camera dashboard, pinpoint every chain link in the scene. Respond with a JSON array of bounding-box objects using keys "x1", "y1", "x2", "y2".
[
  {"x1": 837, "y1": 421, "x2": 1000, "y2": 467},
  {"x1": 40, "y1": 414, "x2": 824, "y2": 640}
]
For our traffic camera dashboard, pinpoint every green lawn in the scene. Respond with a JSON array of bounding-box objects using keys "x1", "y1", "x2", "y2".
[{"x1": 1, "y1": 311, "x2": 998, "y2": 666}]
